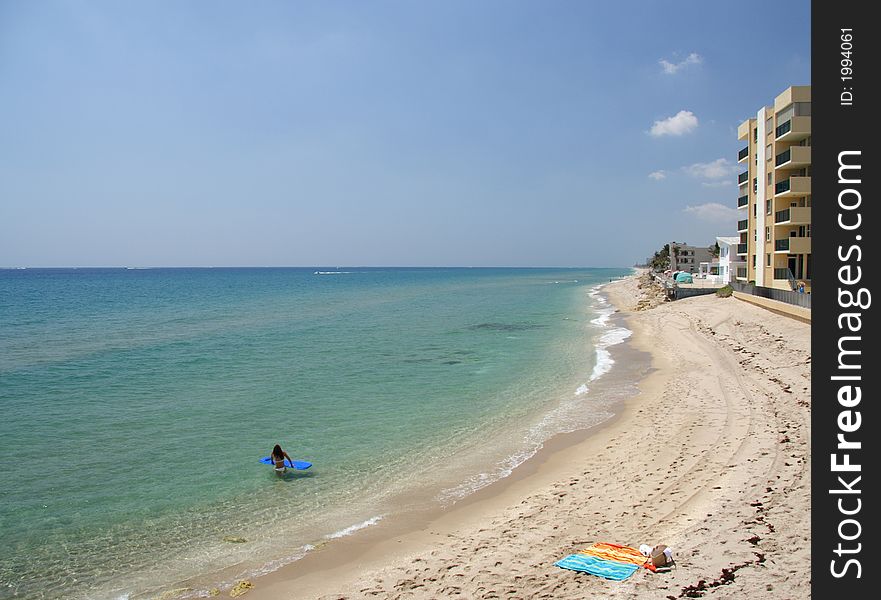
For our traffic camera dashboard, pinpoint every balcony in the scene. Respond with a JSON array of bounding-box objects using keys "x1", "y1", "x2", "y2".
[
  {"x1": 738, "y1": 170, "x2": 749, "y2": 185},
  {"x1": 775, "y1": 206, "x2": 811, "y2": 225},
  {"x1": 737, "y1": 243, "x2": 748, "y2": 255},
  {"x1": 775, "y1": 116, "x2": 811, "y2": 142},
  {"x1": 737, "y1": 219, "x2": 749, "y2": 232},
  {"x1": 737, "y1": 195, "x2": 749, "y2": 209},
  {"x1": 775, "y1": 176, "x2": 812, "y2": 197},
  {"x1": 774, "y1": 268, "x2": 795, "y2": 281},
  {"x1": 738, "y1": 146, "x2": 749, "y2": 162},
  {"x1": 775, "y1": 145, "x2": 811, "y2": 169},
  {"x1": 774, "y1": 237, "x2": 811, "y2": 254}
]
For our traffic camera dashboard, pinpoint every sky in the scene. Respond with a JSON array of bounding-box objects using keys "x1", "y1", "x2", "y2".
[{"x1": 0, "y1": 1, "x2": 811, "y2": 268}]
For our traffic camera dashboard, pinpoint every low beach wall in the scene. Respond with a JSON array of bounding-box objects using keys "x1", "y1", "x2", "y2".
[
  {"x1": 673, "y1": 287, "x2": 719, "y2": 300},
  {"x1": 733, "y1": 291, "x2": 812, "y2": 323},
  {"x1": 730, "y1": 280, "x2": 812, "y2": 309}
]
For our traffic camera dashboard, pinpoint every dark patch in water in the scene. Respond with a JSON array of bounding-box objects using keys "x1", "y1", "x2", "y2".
[
  {"x1": 442, "y1": 360, "x2": 462, "y2": 365},
  {"x1": 468, "y1": 322, "x2": 546, "y2": 332}
]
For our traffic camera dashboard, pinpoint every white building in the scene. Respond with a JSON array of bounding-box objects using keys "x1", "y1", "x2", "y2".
[{"x1": 696, "y1": 237, "x2": 743, "y2": 284}]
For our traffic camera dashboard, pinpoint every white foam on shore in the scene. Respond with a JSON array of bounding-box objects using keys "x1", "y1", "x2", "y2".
[
  {"x1": 590, "y1": 304, "x2": 614, "y2": 327},
  {"x1": 589, "y1": 327, "x2": 632, "y2": 382},
  {"x1": 325, "y1": 515, "x2": 384, "y2": 539},
  {"x1": 578, "y1": 284, "x2": 631, "y2": 391},
  {"x1": 438, "y1": 281, "x2": 632, "y2": 505}
]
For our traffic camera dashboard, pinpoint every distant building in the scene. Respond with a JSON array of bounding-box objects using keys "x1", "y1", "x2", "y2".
[
  {"x1": 736, "y1": 85, "x2": 811, "y2": 291},
  {"x1": 669, "y1": 242, "x2": 713, "y2": 274}
]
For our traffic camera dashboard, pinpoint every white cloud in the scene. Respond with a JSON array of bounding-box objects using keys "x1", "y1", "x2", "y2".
[
  {"x1": 683, "y1": 202, "x2": 739, "y2": 223},
  {"x1": 649, "y1": 110, "x2": 698, "y2": 137},
  {"x1": 648, "y1": 170, "x2": 667, "y2": 180},
  {"x1": 682, "y1": 158, "x2": 740, "y2": 180},
  {"x1": 660, "y1": 53, "x2": 702, "y2": 75},
  {"x1": 701, "y1": 181, "x2": 734, "y2": 188}
]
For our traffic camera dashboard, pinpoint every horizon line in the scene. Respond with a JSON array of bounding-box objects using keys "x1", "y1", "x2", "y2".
[{"x1": 0, "y1": 264, "x2": 635, "y2": 270}]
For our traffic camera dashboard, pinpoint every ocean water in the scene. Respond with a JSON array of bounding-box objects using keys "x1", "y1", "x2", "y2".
[{"x1": 0, "y1": 267, "x2": 633, "y2": 599}]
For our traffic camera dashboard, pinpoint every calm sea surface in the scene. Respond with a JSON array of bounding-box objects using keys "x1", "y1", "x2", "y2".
[{"x1": 0, "y1": 267, "x2": 632, "y2": 599}]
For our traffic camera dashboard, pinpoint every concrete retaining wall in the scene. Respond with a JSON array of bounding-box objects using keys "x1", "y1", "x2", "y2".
[
  {"x1": 732, "y1": 291, "x2": 811, "y2": 323},
  {"x1": 673, "y1": 287, "x2": 720, "y2": 300}
]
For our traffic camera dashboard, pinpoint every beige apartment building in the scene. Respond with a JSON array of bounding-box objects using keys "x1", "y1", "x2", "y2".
[{"x1": 736, "y1": 85, "x2": 811, "y2": 292}]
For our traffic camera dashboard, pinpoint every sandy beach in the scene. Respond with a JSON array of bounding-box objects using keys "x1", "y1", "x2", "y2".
[{"x1": 243, "y1": 272, "x2": 811, "y2": 599}]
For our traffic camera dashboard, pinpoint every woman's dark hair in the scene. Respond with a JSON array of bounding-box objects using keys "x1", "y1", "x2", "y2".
[{"x1": 272, "y1": 444, "x2": 283, "y2": 458}]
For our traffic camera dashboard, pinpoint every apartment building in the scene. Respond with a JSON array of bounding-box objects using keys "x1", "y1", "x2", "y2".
[
  {"x1": 735, "y1": 85, "x2": 811, "y2": 292},
  {"x1": 669, "y1": 241, "x2": 714, "y2": 274}
]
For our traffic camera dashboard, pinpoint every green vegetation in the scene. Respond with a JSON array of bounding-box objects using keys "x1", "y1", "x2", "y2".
[
  {"x1": 649, "y1": 243, "x2": 670, "y2": 271},
  {"x1": 716, "y1": 284, "x2": 733, "y2": 298}
]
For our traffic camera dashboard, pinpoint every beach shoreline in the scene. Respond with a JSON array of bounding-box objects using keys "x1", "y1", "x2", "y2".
[{"x1": 234, "y1": 270, "x2": 811, "y2": 599}]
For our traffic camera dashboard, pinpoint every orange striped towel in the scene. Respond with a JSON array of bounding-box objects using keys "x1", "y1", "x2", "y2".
[{"x1": 579, "y1": 543, "x2": 650, "y2": 568}]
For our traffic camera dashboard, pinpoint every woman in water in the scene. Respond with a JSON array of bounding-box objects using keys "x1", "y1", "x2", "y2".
[{"x1": 271, "y1": 444, "x2": 293, "y2": 475}]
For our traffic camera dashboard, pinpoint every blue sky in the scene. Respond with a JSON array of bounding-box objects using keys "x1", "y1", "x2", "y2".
[{"x1": 0, "y1": 1, "x2": 810, "y2": 267}]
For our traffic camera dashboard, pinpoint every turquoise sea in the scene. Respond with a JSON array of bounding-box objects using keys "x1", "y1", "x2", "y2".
[{"x1": 0, "y1": 267, "x2": 634, "y2": 599}]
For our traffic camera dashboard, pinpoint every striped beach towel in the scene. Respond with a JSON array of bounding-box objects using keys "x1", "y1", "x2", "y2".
[
  {"x1": 554, "y1": 553, "x2": 640, "y2": 581},
  {"x1": 554, "y1": 542, "x2": 651, "y2": 581},
  {"x1": 578, "y1": 542, "x2": 650, "y2": 568}
]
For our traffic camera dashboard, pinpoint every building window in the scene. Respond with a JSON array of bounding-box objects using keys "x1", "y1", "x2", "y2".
[
  {"x1": 777, "y1": 105, "x2": 794, "y2": 124},
  {"x1": 767, "y1": 254, "x2": 771, "y2": 267},
  {"x1": 753, "y1": 255, "x2": 756, "y2": 268},
  {"x1": 768, "y1": 173, "x2": 772, "y2": 186},
  {"x1": 766, "y1": 199, "x2": 772, "y2": 214},
  {"x1": 766, "y1": 227, "x2": 770, "y2": 241}
]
